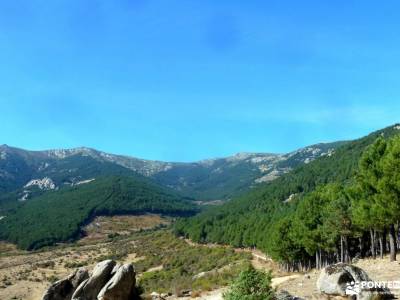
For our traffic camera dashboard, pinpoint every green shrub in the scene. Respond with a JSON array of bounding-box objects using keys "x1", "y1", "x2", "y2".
[{"x1": 223, "y1": 266, "x2": 274, "y2": 300}]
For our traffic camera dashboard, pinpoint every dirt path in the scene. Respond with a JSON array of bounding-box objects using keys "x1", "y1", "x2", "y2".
[
  {"x1": 172, "y1": 288, "x2": 227, "y2": 300},
  {"x1": 271, "y1": 274, "x2": 301, "y2": 288}
]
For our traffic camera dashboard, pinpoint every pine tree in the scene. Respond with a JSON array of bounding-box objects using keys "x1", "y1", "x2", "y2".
[
  {"x1": 321, "y1": 183, "x2": 352, "y2": 263},
  {"x1": 379, "y1": 135, "x2": 400, "y2": 261},
  {"x1": 352, "y1": 137, "x2": 387, "y2": 259},
  {"x1": 292, "y1": 188, "x2": 329, "y2": 268}
]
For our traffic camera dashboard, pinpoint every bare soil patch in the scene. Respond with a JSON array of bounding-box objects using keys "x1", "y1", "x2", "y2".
[{"x1": 80, "y1": 214, "x2": 170, "y2": 244}]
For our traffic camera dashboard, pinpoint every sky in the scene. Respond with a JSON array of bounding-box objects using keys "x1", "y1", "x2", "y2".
[{"x1": 1, "y1": 1, "x2": 400, "y2": 162}]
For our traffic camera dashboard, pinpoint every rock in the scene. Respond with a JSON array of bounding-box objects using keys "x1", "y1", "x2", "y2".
[
  {"x1": 310, "y1": 294, "x2": 348, "y2": 300},
  {"x1": 97, "y1": 264, "x2": 136, "y2": 300},
  {"x1": 69, "y1": 268, "x2": 90, "y2": 289},
  {"x1": 42, "y1": 279, "x2": 74, "y2": 300},
  {"x1": 42, "y1": 268, "x2": 89, "y2": 300},
  {"x1": 72, "y1": 260, "x2": 116, "y2": 300},
  {"x1": 42, "y1": 260, "x2": 142, "y2": 300},
  {"x1": 110, "y1": 264, "x2": 121, "y2": 276},
  {"x1": 150, "y1": 292, "x2": 159, "y2": 296},
  {"x1": 150, "y1": 291, "x2": 167, "y2": 300},
  {"x1": 276, "y1": 290, "x2": 305, "y2": 300},
  {"x1": 317, "y1": 263, "x2": 392, "y2": 300},
  {"x1": 181, "y1": 289, "x2": 191, "y2": 296},
  {"x1": 192, "y1": 271, "x2": 207, "y2": 280}
]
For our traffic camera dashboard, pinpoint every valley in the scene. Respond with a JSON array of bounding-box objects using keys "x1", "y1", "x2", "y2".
[
  {"x1": 0, "y1": 137, "x2": 344, "y2": 252},
  {"x1": 2, "y1": 124, "x2": 400, "y2": 299}
]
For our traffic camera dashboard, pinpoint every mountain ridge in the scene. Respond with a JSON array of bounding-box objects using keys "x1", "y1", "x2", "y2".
[{"x1": 0, "y1": 140, "x2": 344, "y2": 201}]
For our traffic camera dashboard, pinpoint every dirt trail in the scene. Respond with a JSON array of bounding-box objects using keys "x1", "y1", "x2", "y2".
[
  {"x1": 180, "y1": 239, "x2": 300, "y2": 299},
  {"x1": 183, "y1": 239, "x2": 289, "y2": 275},
  {"x1": 171, "y1": 288, "x2": 227, "y2": 300},
  {"x1": 271, "y1": 274, "x2": 301, "y2": 288}
]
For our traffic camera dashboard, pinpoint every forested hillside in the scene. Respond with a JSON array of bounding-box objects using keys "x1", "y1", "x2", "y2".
[
  {"x1": 0, "y1": 176, "x2": 196, "y2": 250},
  {"x1": 175, "y1": 124, "x2": 400, "y2": 269}
]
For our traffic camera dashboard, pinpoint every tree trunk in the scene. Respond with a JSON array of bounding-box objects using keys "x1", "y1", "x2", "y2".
[
  {"x1": 359, "y1": 237, "x2": 364, "y2": 258},
  {"x1": 383, "y1": 227, "x2": 387, "y2": 253},
  {"x1": 340, "y1": 235, "x2": 344, "y2": 263},
  {"x1": 319, "y1": 249, "x2": 322, "y2": 268},
  {"x1": 379, "y1": 233, "x2": 384, "y2": 259},
  {"x1": 395, "y1": 221, "x2": 400, "y2": 249},
  {"x1": 397, "y1": 222, "x2": 400, "y2": 250},
  {"x1": 389, "y1": 224, "x2": 397, "y2": 261},
  {"x1": 370, "y1": 229, "x2": 376, "y2": 259},
  {"x1": 344, "y1": 236, "x2": 350, "y2": 263}
]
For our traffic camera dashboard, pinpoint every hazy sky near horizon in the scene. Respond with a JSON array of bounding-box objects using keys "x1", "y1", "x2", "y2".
[{"x1": 1, "y1": 1, "x2": 400, "y2": 161}]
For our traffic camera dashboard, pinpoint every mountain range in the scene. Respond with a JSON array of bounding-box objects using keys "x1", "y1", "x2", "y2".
[{"x1": 0, "y1": 140, "x2": 343, "y2": 203}]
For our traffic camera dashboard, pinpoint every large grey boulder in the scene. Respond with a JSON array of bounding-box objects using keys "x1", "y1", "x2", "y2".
[
  {"x1": 42, "y1": 260, "x2": 140, "y2": 300},
  {"x1": 72, "y1": 260, "x2": 116, "y2": 300},
  {"x1": 42, "y1": 279, "x2": 74, "y2": 300},
  {"x1": 42, "y1": 268, "x2": 89, "y2": 300},
  {"x1": 317, "y1": 263, "x2": 392, "y2": 300},
  {"x1": 97, "y1": 264, "x2": 136, "y2": 300},
  {"x1": 69, "y1": 268, "x2": 90, "y2": 289}
]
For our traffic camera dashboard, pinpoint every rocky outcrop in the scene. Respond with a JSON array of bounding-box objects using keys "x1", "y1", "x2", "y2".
[
  {"x1": 69, "y1": 268, "x2": 90, "y2": 289},
  {"x1": 72, "y1": 260, "x2": 116, "y2": 300},
  {"x1": 97, "y1": 264, "x2": 136, "y2": 300},
  {"x1": 42, "y1": 260, "x2": 140, "y2": 300},
  {"x1": 42, "y1": 268, "x2": 89, "y2": 300},
  {"x1": 317, "y1": 263, "x2": 392, "y2": 300},
  {"x1": 24, "y1": 177, "x2": 56, "y2": 190}
]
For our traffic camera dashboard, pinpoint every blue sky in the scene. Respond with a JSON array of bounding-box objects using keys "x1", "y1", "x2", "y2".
[{"x1": 1, "y1": 1, "x2": 400, "y2": 161}]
